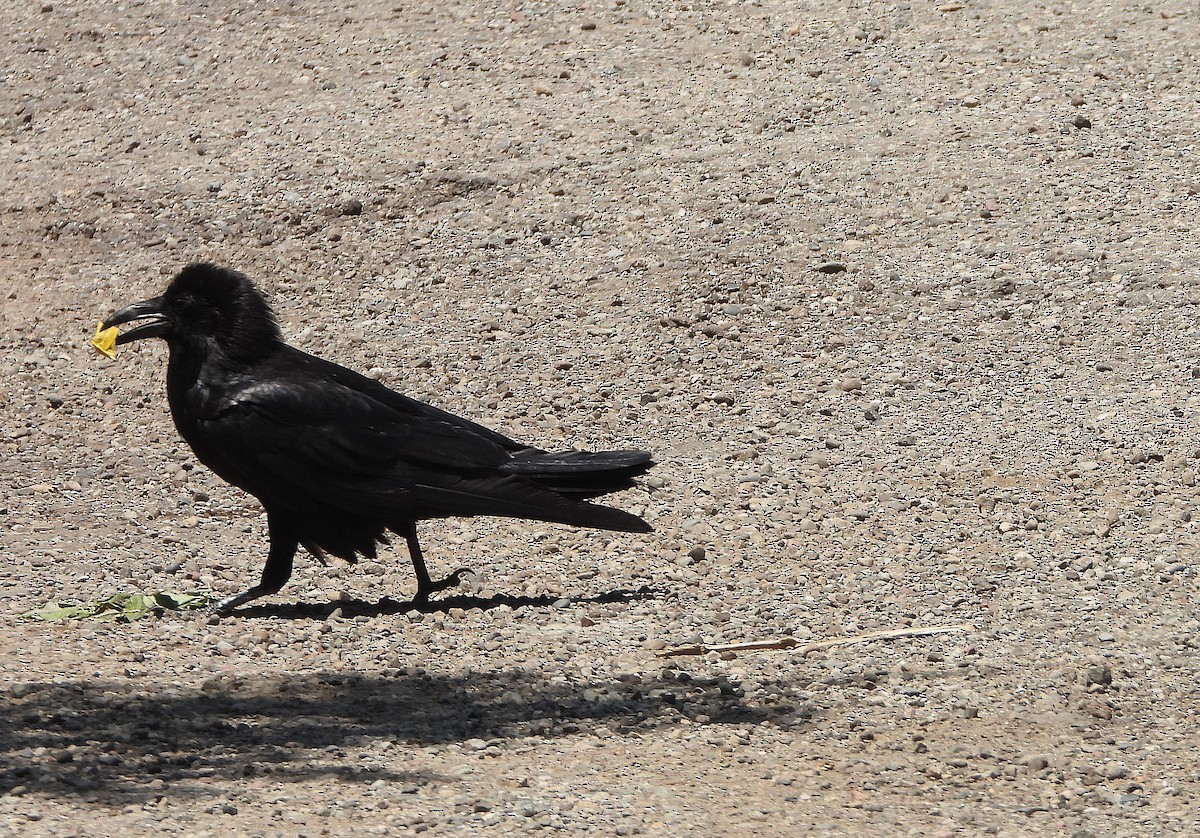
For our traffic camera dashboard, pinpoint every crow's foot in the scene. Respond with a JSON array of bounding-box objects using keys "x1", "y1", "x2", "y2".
[{"x1": 412, "y1": 567, "x2": 474, "y2": 606}]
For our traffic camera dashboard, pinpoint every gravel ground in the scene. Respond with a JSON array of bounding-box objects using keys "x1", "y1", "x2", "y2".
[{"x1": 3, "y1": 0, "x2": 1200, "y2": 835}]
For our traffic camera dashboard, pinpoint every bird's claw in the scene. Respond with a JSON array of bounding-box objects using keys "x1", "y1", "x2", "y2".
[
  {"x1": 412, "y1": 567, "x2": 474, "y2": 606},
  {"x1": 209, "y1": 584, "x2": 280, "y2": 616},
  {"x1": 442, "y1": 567, "x2": 474, "y2": 588}
]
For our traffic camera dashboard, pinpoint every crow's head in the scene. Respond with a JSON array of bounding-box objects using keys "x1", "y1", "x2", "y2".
[{"x1": 103, "y1": 263, "x2": 282, "y2": 364}]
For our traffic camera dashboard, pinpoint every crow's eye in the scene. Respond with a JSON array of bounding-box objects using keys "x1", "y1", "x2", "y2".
[{"x1": 170, "y1": 293, "x2": 220, "y2": 327}]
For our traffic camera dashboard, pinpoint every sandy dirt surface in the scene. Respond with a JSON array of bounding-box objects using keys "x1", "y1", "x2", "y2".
[{"x1": 3, "y1": 0, "x2": 1200, "y2": 835}]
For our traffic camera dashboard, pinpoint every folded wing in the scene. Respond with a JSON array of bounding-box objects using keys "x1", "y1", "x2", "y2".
[{"x1": 188, "y1": 348, "x2": 650, "y2": 545}]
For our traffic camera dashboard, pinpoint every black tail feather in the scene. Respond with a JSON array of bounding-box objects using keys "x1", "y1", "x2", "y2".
[
  {"x1": 501, "y1": 449, "x2": 653, "y2": 474},
  {"x1": 500, "y1": 449, "x2": 653, "y2": 498},
  {"x1": 398, "y1": 470, "x2": 652, "y2": 534}
]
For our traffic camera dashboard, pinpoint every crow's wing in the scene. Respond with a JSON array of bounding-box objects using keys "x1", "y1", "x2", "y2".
[
  {"x1": 294, "y1": 347, "x2": 529, "y2": 455},
  {"x1": 191, "y1": 375, "x2": 505, "y2": 506},
  {"x1": 185, "y1": 356, "x2": 642, "y2": 530}
]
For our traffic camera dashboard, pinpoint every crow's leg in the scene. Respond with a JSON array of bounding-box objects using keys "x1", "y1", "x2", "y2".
[
  {"x1": 401, "y1": 523, "x2": 470, "y2": 606},
  {"x1": 212, "y1": 516, "x2": 298, "y2": 615}
]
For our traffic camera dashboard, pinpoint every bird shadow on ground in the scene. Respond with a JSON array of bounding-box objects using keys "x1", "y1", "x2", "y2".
[
  {"x1": 229, "y1": 585, "x2": 664, "y2": 620},
  {"x1": 0, "y1": 665, "x2": 819, "y2": 805}
]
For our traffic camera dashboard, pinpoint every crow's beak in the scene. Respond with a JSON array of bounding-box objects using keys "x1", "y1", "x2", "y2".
[{"x1": 103, "y1": 296, "x2": 169, "y2": 344}]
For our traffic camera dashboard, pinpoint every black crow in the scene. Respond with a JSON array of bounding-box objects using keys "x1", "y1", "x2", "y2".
[{"x1": 100, "y1": 263, "x2": 653, "y2": 614}]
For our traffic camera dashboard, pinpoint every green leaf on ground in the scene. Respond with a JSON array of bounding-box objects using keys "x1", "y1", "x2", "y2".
[{"x1": 18, "y1": 591, "x2": 211, "y2": 622}]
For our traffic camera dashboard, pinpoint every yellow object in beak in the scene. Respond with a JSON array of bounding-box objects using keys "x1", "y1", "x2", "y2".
[{"x1": 91, "y1": 321, "x2": 119, "y2": 359}]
